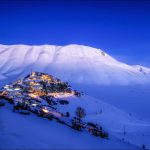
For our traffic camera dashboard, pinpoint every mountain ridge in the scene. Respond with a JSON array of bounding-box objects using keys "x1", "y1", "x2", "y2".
[{"x1": 0, "y1": 44, "x2": 150, "y2": 85}]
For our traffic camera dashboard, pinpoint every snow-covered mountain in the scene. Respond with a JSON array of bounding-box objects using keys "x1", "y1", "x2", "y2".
[
  {"x1": 0, "y1": 44, "x2": 150, "y2": 85},
  {"x1": 0, "y1": 44, "x2": 150, "y2": 149}
]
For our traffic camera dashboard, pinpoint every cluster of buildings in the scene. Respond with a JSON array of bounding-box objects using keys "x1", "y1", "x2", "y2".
[
  {"x1": 0, "y1": 72, "x2": 76, "y2": 116},
  {"x1": 0, "y1": 71, "x2": 108, "y2": 139}
]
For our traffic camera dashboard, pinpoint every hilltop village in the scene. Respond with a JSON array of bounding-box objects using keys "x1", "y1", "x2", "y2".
[{"x1": 0, "y1": 72, "x2": 108, "y2": 138}]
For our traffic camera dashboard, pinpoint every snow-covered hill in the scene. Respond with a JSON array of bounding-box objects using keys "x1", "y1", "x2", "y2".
[
  {"x1": 0, "y1": 103, "x2": 137, "y2": 149},
  {"x1": 0, "y1": 44, "x2": 150, "y2": 85},
  {"x1": 0, "y1": 44, "x2": 150, "y2": 149}
]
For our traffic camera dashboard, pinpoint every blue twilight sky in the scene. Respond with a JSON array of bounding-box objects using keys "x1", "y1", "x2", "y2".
[{"x1": 0, "y1": 1, "x2": 150, "y2": 66}]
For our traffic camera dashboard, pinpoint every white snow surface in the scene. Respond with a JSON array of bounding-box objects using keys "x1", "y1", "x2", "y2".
[
  {"x1": 0, "y1": 102, "x2": 137, "y2": 150},
  {"x1": 0, "y1": 44, "x2": 150, "y2": 85},
  {"x1": 0, "y1": 44, "x2": 150, "y2": 149}
]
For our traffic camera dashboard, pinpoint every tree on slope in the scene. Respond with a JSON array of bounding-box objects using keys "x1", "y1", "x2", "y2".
[{"x1": 75, "y1": 106, "x2": 86, "y2": 121}]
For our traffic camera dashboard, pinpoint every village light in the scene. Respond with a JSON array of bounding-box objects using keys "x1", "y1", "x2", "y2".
[
  {"x1": 41, "y1": 107, "x2": 62, "y2": 117},
  {"x1": 7, "y1": 89, "x2": 14, "y2": 92},
  {"x1": 31, "y1": 72, "x2": 36, "y2": 76},
  {"x1": 48, "y1": 92, "x2": 75, "y2": 98},
  {"x1": 14, "y1": 88, "x2": 21, "y2": 91},
  {"x1": 42, "y1": 108, "x2": 49, "y2": 113},
  {"x1": 0, "y1": 91, "x2": 7, "y2": 96},
  {"x1": 31, "y1": 103, "x2": 38, "y2": 106},
  {"x1": 4, "y1": 85, "x2": 10, "y2": 89},
  {"x1": 28, "y1": 93, "x2": 39, "y2": 99},
  {"x1": 29, "y1": 82, "x2": 36, "y2": 85},
  {"x1": 41, "y1": 75, "x2": 52, "y2": 81},
  {"x1": 49, "y1": 111, "x2": 62, "y2": 117}
]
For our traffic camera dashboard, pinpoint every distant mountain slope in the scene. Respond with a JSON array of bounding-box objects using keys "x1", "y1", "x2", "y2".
[{"x1": 0, "y1": 44, "x2": 150, "y2": 85}]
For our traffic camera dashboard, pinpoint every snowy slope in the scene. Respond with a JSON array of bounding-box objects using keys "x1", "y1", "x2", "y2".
[
  {"x1": 54, "y1": 94, "x2": 150, "y2": 149},
  {"x1": 1, "y1": 94, "x2": 149, "y2": 149},
  {"x1": 0, "y1": 100, "x2": 139, "y2": 150},
  {"x1": 133, "y1": 65, "x2": 150, "y2": 74},
  {"x1": 0, "y1": 44, "x2": 150, "y2": 149},
  {"x1": 0, "y1": 44, "x2": 150, "y2": 85}
]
